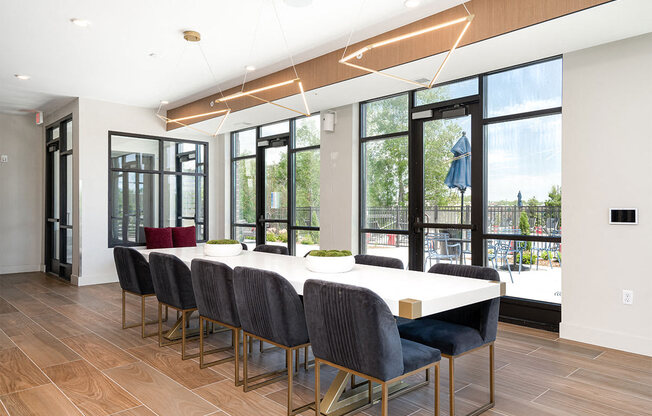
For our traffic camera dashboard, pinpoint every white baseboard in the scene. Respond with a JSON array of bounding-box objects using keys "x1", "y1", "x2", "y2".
[
  {"x1": 0, "y1": 264, "x2": 42, "y2": 275},
  {"x1": 75, "y1": 273, "x2": 118, "y2": 286},
  {"x1": 560, "y1": 322, "x2": 652, "y2": 357}
]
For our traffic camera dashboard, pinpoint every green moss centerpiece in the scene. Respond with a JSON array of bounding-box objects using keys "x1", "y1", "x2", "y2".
[
  {"x1": 204, "y1": 239, "x2": 242, "y2": 257},
  {"x1": 305, "y1": 250, "x2": 355, "y2": 273}
]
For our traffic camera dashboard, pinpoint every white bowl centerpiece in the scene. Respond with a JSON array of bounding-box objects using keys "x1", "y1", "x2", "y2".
[
  {"x1": 204, "y1": 239, "x2": 243, "y2": 257},
  {"x1": 305, "y1": 250, "x2": 355, "y2": 273}
]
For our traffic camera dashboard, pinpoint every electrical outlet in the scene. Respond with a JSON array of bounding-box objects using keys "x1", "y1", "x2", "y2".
[
  {"x1": 622, "y1": 289, "x2": 634, "y2": 305},
  {"x1": 0, "y1": 154, "x2": 8, "y2": 163}
]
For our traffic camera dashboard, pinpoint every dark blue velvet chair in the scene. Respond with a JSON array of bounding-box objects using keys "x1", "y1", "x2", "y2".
[
  {"x1": 233, "y1": 266, "x2": 313, "y2": 416},
  {"x1": 304, "y1": 279, "x2": 441, "y2": 416},
  {"x1": 398, "y1": 263, "x2": 500, "y2": 416},
  {"x1": 149, "y1": 252, "x2": 199, "y2": 360},
  {"x1": 253, "y1": 244, "x2": 289, "y2": 255},
  {"x1": 190, "y1": 259, "x2": 243, "y2": 383},
  {"x1": 113, "y1": 247, "x2": 160, "y2": 338},
  {"x1": 354, "y1": 254, "x2": 404, "y2": 270}
]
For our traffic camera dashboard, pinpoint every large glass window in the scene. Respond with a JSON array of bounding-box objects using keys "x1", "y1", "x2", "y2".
[
  {"x1": 360, "y1": 94, "x2": 409, "y2": 266},
  {"x1": 109, "y1": 133, "x2": 208, "y2": 246},
  {"x1": 232, "y1": 129, "x2": 257, "y2": 244},
  {"x1": 358, "y1": 58, "x2": 563, "y2": 313},
  {"x1": 484, "y1": 59, "x2": 562, "y2": 303}
]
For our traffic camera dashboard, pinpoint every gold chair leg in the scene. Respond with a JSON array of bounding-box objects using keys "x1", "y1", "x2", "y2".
[
  {"x1": 489, "y1": 343, "x2": 495, "y2": 404},
  {"x1": 381, "y1": 382, "x2": 389, "y2": 416},
  {"x1": 199, "y1": 316, "x2": 205, "y2": 367},
  {"x1": 304, "y1": 346, "x2": 309, "y2": 370},
  {"x1": 435, "y1": 363, "x2": 440, "y2": 416},
  {"x1": 158, "y1": 302, "x2": 163, "y2": 347},
  {"x1": 243, "y1": 333, "x2": 249, "y2": 391},
  {"x1": 182, "y1": 310, "x2": 187, "y2": 359},
  {"x1": 449, "y1": 357, "x2": 455, "y2": 416},
  {"x1": 234, "y1": 328, "x2": 242, "y2": 386},
  {"x1": 314, "y1": 359, "x2": 321, "y2": 416},
  {"x1": 287, "y1": 348, "x2": 294, "y2": 416}
]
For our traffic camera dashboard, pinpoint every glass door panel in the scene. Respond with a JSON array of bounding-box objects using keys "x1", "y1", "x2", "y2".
[
  {"x1": 413, "y1": 111, "x2": 477, "y2": 271},
  {"x1": 257, "y1": 139, "x2": 289, "y2": 249}
]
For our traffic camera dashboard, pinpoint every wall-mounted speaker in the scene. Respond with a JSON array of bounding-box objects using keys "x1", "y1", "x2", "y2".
[{"x1": 323, "y1": 111, "x2": 336, "y2": 132}]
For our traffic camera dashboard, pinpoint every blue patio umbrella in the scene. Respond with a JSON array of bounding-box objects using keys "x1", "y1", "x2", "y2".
[{"x1": 444, "y1": 132, "x2": 471, "y2": 224}]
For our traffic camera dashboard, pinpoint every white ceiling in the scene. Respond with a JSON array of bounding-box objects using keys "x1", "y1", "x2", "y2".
[
  {"x1": 0, "y1": 0, "x2": 464, "y2": 115},
  {"x1": 181, "y1": 0, "x2": 652, "y2": 138}
]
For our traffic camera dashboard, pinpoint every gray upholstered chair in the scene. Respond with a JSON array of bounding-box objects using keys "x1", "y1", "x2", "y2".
[
  {"x1": 253, "y1": 244, "x2": 289, "y2": 255},
  {"x1": 398, "y1": 264, "x2": 500, "y2": 416},
  {"x1": 304, "y1": 279, "x2": 441, "y2": 416},
  {"x1": 233, "y1": 266, "x2": 312, "y2": 416},
  {"x1": 190, "y1": 259, "x2": 242, "y2": 383},
  {"x1": 354, "y1": 254, "x2": 404, "y2": 270},
  {"x1": 113, "y1": 247, "x2": 162, "y2": 338},
  {"x1": 149, "y1": 252, "x2": 199, "y2": 360}
]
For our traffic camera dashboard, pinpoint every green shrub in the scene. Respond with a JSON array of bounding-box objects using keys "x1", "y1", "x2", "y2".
[
  {"x1": 517, "y1": 251, "x2": 537, "y2": 265},
  {"x1": 308, "y1": 250, "x2": 352, "y2": 257},
  {"x1": 266, "y1": 232, "x2": 277, "y2": 242},
  {"x1": 300, "y1": 237, "x2": 314, "y2": 245},
  {"x1": 519, "y1": 211, "x2": 532, "y2": 250},
  {"x1": 206, "y1": 239, "x2": 239, "y2": 245},
  {"x1": 278, "y1": 230, "x2": 288, "y2": 243}
]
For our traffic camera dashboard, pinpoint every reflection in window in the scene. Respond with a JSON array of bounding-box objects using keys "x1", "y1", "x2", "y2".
[
  {"x1": 295, "y1": 149, "x2": 320, "y2": 227},
  {"x1": 485, "y1": 59, "x2": 562, "y2": 118},
  {"x1": 362, "y1": 136, "x2": 409, "y2": 230},
  {"x1": 486, "y1": 115, "x2": 561, "y2": 236},
  {"x1": 362, "y1": 94, "x2": 408, "y2": 137},
  {"x1": 109, "y1": 134, "x2": 207, "y2": 246},
  {"x1": 233, "y1": 129, "x2": 256, "y2": 157},
  {"x1": 295, "y1": 115, "x2": 320, "y2": 148},
  {"x1": 415, "y1": 78, "x2": 478, "y2": 106},
  {"x1": 234, "y1": 158, "x2": 256, "y2": 224}
]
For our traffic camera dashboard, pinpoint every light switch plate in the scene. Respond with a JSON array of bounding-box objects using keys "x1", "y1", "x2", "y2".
[{"x1": 0, "y1": 154, "x2": 8, "y2": 163}]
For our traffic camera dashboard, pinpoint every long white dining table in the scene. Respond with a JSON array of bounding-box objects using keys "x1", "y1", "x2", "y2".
[
  {"x1": 139, "y1": 244, "x2": 505, "y2": 415},
  {"x1": 139, "y1": 245, "x2": 505, "y2": 320}
]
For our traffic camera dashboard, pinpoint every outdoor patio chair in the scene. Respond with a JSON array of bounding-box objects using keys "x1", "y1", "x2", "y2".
[{"x1": 424, "y1": 233, "x2": 460, "y2": 269}]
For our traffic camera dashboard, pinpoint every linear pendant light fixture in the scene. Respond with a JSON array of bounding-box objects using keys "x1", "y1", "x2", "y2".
[
  {"x1": 157, "y1": 30, "x2": 231, "y2": 137},
  {"x1": 340, "y1": 1, "x2": 474, "y2": 89},
  {"x1": 158, "y1": 1, "x2": 311, "y2": 136}
]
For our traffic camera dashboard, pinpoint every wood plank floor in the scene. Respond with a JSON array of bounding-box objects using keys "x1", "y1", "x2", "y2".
[{"x1": 0, "y1": 271, "x2": 650, "y2": 416}]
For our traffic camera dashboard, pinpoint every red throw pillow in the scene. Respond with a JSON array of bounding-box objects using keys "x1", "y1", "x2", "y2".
[
  {"x1": 171, "y1": 226, "x2": 197, "y2": 248},
  {"x1": 144, "y1": 227, "x2": 173, "y2": 249}
]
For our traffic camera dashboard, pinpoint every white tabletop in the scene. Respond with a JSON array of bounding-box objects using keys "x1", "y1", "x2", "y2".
[{"x1": 140, "y1": 245, "x2": 504, "y2": 319}]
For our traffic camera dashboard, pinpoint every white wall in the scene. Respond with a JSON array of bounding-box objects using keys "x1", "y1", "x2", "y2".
[
  {"x1": 561, "y1": 33, "x2": 652, "y2": 356},
  {"x1": 72, "y1": 98, "x2": 219, "y2": 285},
  {"x1": 0, "y1": 114, "x2": 44, "y2": 274},
  {"x1": 319, "y1": 105, "x2": 359, "y2": 252}
]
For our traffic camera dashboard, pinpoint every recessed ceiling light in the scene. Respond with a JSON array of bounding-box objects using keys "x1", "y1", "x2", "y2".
[
  {"x1": 160, "y1": 100, "x2": 169, "y2": 105},
  {"x1": 70, "y1": 18, "x2": 91, "y2": 27},
  {"x1": 283, "y1": 0, "x2": 313, "y2": 7},
  {"x1": 404, "y1": 0, "x2": 421, "y2": 8},
  {"x1": 245, "y1": 65, "x2": 256, "y2": 72},
  {"x1": 14, "y1": 74, "x2": 30, "y2": 80}
]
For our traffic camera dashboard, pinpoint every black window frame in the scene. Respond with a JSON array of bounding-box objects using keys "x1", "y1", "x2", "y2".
[
  {"x1": 358, "y1": 56, "x2": 563, "y2": 331},
  {"x1": 230, "y1": 113, "x2": 320, "y2": 255},
  {"x1": 108, "y1": 131, "x2": 209, "y2": 247}
]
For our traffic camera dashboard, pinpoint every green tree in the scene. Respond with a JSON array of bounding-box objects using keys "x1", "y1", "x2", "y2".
[
  {"x1": 545, "y1": 185, "x2": 562, "y2": 227},
  {"x1": 519, "y1": 210, "x2": 532, "y2": 250}
]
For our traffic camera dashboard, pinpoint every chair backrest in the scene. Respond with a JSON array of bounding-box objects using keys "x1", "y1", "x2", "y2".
[
  {"x1": 303, "y1": 279, "x2": 404, "y2": 381},
  {"x1": 233, "y1": 267, "x2": 308, "y2": 347},
  {"x1": 354, "y1": 254, "x2": 404, "y2": 270},
  {"x1": 427, "y1": 263, "x2": 500, "y2": 343},
  {"x1": 241, "y1": 243, "x2": 248, "y2": 250},
  {"x1": 148, "y1": 252, "x2": 196, "y2": 310},
  {"x1": 190, "y1": 259, "x2": 240, "y2": 328},
  {"x1": 253, "y1": 244, "x2": 289, "y2": 255},
  {"x1": 113, "y1": 247, "x2": 155, "y2": 295}
]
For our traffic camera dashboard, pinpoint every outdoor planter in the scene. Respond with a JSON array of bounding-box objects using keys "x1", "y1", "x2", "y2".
[
  {"x1": 305, "y1": 250, "x2": 355, "y2": 273},
  {"x1": 204, "y1": 240, "x2": 242, "y2": 257}
]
